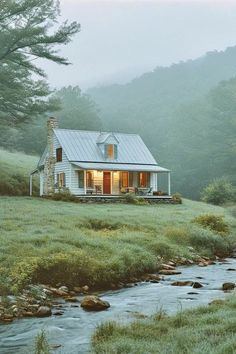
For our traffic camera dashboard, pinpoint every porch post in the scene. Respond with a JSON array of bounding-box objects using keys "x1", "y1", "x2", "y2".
[
  {"x1": 29, "y1": 174, "x2": 33, "y2": 196},
  {"x1": 168, "y1": 172, "x2": 171, "y2": 196},
  {"x1": 84, "y1": 170, "x2": 87, "y2": 195}
]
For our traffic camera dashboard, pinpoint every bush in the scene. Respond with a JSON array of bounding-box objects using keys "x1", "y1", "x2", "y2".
[
  {"x1": 172, "y1": 193, "x2": 182, "y2": 204},
  {"x1": 51, "y1": 189, "x2": 79, "y2": 202},
  {"x1": 201, "y1": 179, "x2": 235, "y2": 205},
  {"x1": 192, "y1": 214, "x2": 229, "y2": 234},
  {"x1": 188, "y1": 226, "x2": 230, "y2": 257},
  {"x1": 124, "y1": 193, "x2": 149, "y2": 205}
]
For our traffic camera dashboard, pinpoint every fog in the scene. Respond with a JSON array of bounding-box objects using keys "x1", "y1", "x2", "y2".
[{"x1": 38, "y1": 0, "x2": 236, "y2": 90}]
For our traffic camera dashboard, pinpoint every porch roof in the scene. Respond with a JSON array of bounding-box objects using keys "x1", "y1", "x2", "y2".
[{"x1": 72, "y1": 162, "x2": 169, "y2": 173}]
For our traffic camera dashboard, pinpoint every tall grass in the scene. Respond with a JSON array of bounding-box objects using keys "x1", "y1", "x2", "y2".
[
  {"x1": 0, "y1": 197, "x2": 235, "y2": 294},
  {"x1": 92, "y1": 296, "x2": 236, "y2": 354}
]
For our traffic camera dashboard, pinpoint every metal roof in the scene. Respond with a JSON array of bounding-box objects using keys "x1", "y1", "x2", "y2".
[
  {"x1": 54, "y1": 129, "x2": 158, "y2": 165},
  {"x1": 72, "y1": 162, "x2": 169, "y2": 172}
]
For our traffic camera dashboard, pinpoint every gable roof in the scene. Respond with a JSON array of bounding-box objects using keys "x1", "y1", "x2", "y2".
[{"x1": 53, "y1": 129, "x2": 158, "y2": 165}]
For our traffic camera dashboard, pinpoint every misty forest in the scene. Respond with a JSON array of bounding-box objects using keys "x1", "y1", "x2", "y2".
[{"x1": 0, "y1": 1, "x2": 236, "y2": 354}]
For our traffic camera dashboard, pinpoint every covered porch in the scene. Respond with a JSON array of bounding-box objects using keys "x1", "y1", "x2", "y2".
[{"x1": 72, "y1": 163, "x2": 171, "y2": 197}]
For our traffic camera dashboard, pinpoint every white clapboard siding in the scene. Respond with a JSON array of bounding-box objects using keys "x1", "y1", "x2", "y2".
[
  {"x1": 53, "y1": 135, "x2": 72, "y2": 192},
  {"x1": 70, "y1": 165, "x2": 85, "y2": 194}
]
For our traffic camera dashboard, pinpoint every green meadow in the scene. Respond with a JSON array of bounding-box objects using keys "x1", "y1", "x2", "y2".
[{"x1": 0, "y1": 196, "x2": 235, "y2": 294}]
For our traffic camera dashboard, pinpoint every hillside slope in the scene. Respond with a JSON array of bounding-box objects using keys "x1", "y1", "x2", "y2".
[
  {"x1": 88, "y1": 46, "x2": 236, "y2": 199},
  {"x1": 0, "y1": 149, "x2": 38, "y2": 195}
]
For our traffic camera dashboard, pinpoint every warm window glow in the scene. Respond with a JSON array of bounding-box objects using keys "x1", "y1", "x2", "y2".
[
  {"x1": 56, "y1": 148, "x2": 62, "y2": 162},
  {"x1": 139, "y1": 172, "x2": 149, "y2": 187},
  {"x1": 86, "y1": 171, "x2": 93, "y2": 188},
  {"x1": 57, "y1": 173, "x2": 65, "y2": 188},
  {"x1": 121, "y1": 172, "x2": 129, "y2": 187},
  {"x1": 107, "y1": 144, "x2": 114, "y2": 159}
]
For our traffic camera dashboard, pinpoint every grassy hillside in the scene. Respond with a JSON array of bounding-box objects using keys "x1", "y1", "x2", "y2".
[
  {"x1": 92, "y1": 295, "x2": 236, "y2": 354},
  {"x1": 0, "y1": 197, "x2": 235, "y2": 294},
  {"x1": 0, "y1": 149, "x2": 39, "y2": 195}
]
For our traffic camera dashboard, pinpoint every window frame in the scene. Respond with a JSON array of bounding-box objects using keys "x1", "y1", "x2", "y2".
[
  {"x1": 57, "y1": 172, "x2": 66, "y2": 188},
  {"x1": 56, "y1": 147, "x2": 62, "y2": 162},
  {"x1": 78, "y1": 171, "x2": 84, "y2": 188}
]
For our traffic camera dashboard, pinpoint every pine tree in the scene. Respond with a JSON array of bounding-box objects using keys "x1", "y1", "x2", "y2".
[{"x1": 0, "y1": 0, "x2": 80, "y2": 125}]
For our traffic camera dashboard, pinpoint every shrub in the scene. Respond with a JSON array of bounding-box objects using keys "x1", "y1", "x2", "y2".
[
  {"x1": 124, "y1": 193, "x2": 149, "y2": 205},
  {"x1": 172, "y1": 193, "x2": 182, "y2": 204},
  {"x1": 51, "y1": 189, "x2": 79, "y2": 202},
  {"x1": 188, "y1": 226, "x2": 231, "y2": 257},
  {"x1": 192, "y1": 214, "x2": 229, "y2": 234},
  {"x1": 201, "y1": 179, "x2": 235, "y2": 205}
]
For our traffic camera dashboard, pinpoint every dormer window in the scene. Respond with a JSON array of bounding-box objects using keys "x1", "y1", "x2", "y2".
[
  {"x1": 105, "y1": 144, "x2": 117, "y2": 160},
  {"x1": 56, "y1": 147, "x2": 62, "y2": 162}
]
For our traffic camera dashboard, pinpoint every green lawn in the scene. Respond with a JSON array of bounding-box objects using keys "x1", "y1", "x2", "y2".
[
  {"x1": 0, "y1": 197, "x2": 235, "y2": 294},
  {"x1": 92, "y1": 296, "x2": 236, "y2": 354}
]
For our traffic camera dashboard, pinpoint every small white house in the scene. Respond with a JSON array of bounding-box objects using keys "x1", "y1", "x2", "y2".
[{"x1": 30, "y1": 117, "x2": 171, "y2": 198}]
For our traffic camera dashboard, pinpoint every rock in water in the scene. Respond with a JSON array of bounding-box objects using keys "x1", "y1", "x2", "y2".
[
  {"x1": 192, "y1": 282, "x2": 203, "y2": 289},
  {"x1": 222, "y1": 282, "x2": 235, "y2": 291},
  {"x1": 171, "y1": 281, "x2": 193, "y2": 287},
  {"x1": 36, "y1": 306, "x2": 52, "y2": 317},
  {"x1": 80, "y1": 296, "x2": 110, "y2": 311}
]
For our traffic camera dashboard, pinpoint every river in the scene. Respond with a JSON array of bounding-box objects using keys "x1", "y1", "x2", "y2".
[{"x1": 0, "y1": 258, "x2": 236, "y2": 354}]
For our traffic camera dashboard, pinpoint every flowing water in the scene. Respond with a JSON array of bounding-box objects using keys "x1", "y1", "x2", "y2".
[{"x1": 1, "y1": 259, "x2": 236, "y2": 354}]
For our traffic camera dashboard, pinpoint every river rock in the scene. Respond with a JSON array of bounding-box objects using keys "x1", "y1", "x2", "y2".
[
  {"x1": 227, "y1": 268, "x2": 236, "y2": 271},
  {"x1": 222, "y1": 282, "x2": 235, "y2": 291},
  {"x1": 161, "y1": 263, "x2": 176, "y2": 271},
  {"x1": 159, "y1": 270, "x2": 181, "y2": 275},
  {"x1": 171, "y1": 281, "x2": 193, "y2": 287},
  {"x1": 82, "y1": 285, "x2": 89, "y2": 293},
  {"x1": 80, "y1": 296, "x2": 110, "y2": 311},
  {"x1": 36, "y1": 306, "x2": 52, "y2": 317},
  {"x1": 59, "y1": 286, "x2": 69, "y2": 293},
  {"x1": 192, "y1": 282, "x2": 203, "y2": 289}
]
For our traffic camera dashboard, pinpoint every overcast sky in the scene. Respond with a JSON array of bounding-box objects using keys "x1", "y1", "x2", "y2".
[{"x1": 40, "y1": 0, "x2": 236, "y2": 90}]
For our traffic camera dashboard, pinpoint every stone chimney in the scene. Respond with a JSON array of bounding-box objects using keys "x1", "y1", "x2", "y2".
[{"x1": 44, "y1": 117, "x2": 59, "y2": 195}]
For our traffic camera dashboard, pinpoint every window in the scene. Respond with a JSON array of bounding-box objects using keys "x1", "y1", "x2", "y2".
[
  {"x1": 56, "y1": 148, "x2": 62, "y2": 162},
  {"x1": 121, "y1": 172, "x2": 129, "y2": 188},
  {"x1": 78, "y1": 171, "x2": 84, "y2": 188},
  {"x1": 86, "y1": 171, "x2": 93, "y2": 188},
  {"x1": 57, "y1": 173, "x2": 66, "y2": 188},
  {"x1": 139, "y1": 172, "x2": 150, "y2": 187},
  {"x1": 121, "y1": 172, "x2": 133, "y2": 187},
  {"x1": 105, "y1": 144, "x2": 118, "y2": 160}
]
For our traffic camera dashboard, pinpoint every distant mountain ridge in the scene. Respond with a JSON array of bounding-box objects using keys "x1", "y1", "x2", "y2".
[{"x1": 88, "y1": 46, "x2": 236, "y2": 198}]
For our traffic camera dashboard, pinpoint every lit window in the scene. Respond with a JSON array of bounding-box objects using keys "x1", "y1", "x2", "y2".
[
  {"x1": 105, "y1": 144, "x2": 118, "y2": 160},
  {"x1": 86, "y1": 171, "x2": 93, "y2": 188},
  {"x1": 57, "y1": 173, "x2": 66, "y2": 188},
  {"x1": 139, "y1": 172, "x2": 150, "y2": 187}
]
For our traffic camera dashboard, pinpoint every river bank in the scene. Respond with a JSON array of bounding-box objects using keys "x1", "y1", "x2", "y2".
[{"x1": 0, "y1": 259, "x2": 236, "y2": 353}]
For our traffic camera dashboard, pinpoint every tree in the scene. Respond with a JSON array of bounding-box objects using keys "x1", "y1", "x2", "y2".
[{"x1": 0, "y1": 0, "x2": 80, "y2": 125}]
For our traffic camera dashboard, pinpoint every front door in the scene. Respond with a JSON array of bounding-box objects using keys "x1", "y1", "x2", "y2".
[{"x1": 103, "y1": 172, "x2": 111, "y2": 194}]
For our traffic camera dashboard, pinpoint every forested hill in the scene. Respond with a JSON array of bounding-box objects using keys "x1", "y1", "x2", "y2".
[{"x1": 88, "y1": 46, "x2": 236, "y2": 199}]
